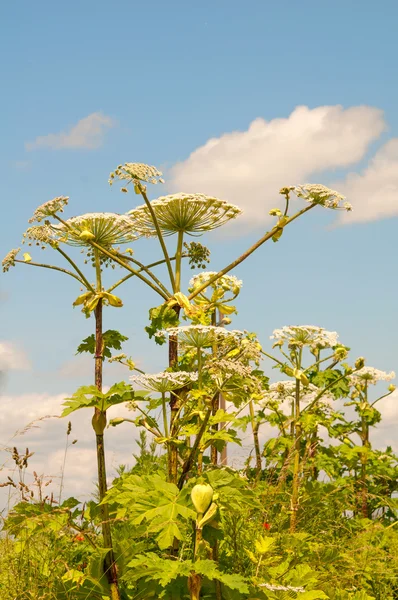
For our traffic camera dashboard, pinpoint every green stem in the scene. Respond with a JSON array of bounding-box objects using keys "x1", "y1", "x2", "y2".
[
  {"x1": 175, "y1": 230, "x2": 184, "y2": 292},
  {"x1": 162, "y1": 392, "x2": 169, "y2": 438},
  {"x1": 107, "y1": 254, "x2": 180, "y2": 293},
  {"x1": 188, "y1": 203, "x2": 316, "y2": 301},
  {"x1": 90, "y1": 241, "x2": 170, "y2": 300},
  {"x1": 197, "y1": 348, "x2": 203, "y2": 389},
  {"x1": 260, "y1": 349, "x2": 285, "y2": 367},
  {"x1": 14, "y1": 260, "x2": 86, "y2": 286},
  {"x1": 55, "y1": 247, "x2": 95, "y2": 292},
  {"x1": 304, "y1": 352, "x2": 336, "y2": 374},
  {"x1": 140, "y1": 187, "x2": 176, "y2": 291},
  {"x1": 112, "y1": 250, "x2": 172, "y2": 297}
]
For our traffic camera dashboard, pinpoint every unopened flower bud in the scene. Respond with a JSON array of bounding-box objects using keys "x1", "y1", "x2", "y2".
[
  {"x1": 269, "y1": 208, "x2": 282, "y2": 217},
  {"x1": 109, "y1": 417, "x2": 125, "y2": 427},
  {"x1": 355, "y1": 357, "x2": 365, "y2": 370},
  {"x1": 388, "y1": 384, "x2": 396, "y2": 393},
  {"x1": 191, "y1": 484, "x2": 213, "y2": 515},
  {"x1": 79, "y1": 230, "x2": 95, "y2": 241}
]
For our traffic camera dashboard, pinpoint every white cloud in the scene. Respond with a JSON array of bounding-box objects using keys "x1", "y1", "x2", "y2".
[
  {"x1": 0, "y1": 341, "x2": 31, "y2": 371},
  {"x1": 336, "y1": 139, "x2": 398, "y2": 224},
  {"x1": 169, "y1": 105, "x2": 386, "y2": 229},
  {"x1": 25, "y1": 112, "x2": 114, "y2": 151}
]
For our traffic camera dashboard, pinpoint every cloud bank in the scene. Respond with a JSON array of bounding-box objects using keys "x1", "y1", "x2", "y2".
[{"x1": 169, "y1": 105, "x2": 395, "y2": 228}]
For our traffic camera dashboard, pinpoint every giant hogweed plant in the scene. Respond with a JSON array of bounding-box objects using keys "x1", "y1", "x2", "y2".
[{"x1": 2, "y1": 165, "x2": 364, "y2": 598}]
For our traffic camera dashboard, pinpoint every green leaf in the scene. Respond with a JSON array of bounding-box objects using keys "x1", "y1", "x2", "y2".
[
  {"x1": 76, "y1": 330, "x2": 128, "y2": 360},
  {"x1": 298, "y1": 592, "x2": 328, "y2": 600},
  {"x1": 145, "y1": 303, "x2": 180, "y2": 345}
]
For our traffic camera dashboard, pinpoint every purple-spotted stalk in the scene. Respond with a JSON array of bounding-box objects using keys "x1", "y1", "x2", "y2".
[{"x1": 92, "y1": 248, "x2": 121, "y2": 600}]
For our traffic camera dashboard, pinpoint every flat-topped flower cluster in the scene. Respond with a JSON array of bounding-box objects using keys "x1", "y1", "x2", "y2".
[
  {"x1": 349, "y1": 366, "x2": 395, "y2": 386},
  {"x1": 128, "y1": 193, "x2": 242, "y2": 236},
  {"x1": 294, "y1": 184, "x2": 352, "y2": 211},
  {"x1": 261, "y1": 380, "x2": 334, "y2": 406},
  {"x1": 271, "y1": 325, "x2": 339, "y2": 350},
  {"x1": 130, "y1": 371, "x2": 198, "y2": 393}
]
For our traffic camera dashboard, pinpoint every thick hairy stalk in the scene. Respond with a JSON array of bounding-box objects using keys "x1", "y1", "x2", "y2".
[
  {"x1": 93, "y1": 258, "x2": 120, "y2": 600},
  {"x1": 249, "y1": 400, "x2": 262, "y2": 479},
  {"x1": 289, "y1": 378, "x2": 301, "y2": 533},
  {"x1": 178, "y1": 409, "x2": 212, "y2": 489},
  {"x1": 168, "y1": 306, "x2": 181, "y2": 484},
  {"x1": 210, "y1": 311, "x2": 219, "y2": 466},
  {"x1": 359, "y1": 417, "x2": 370, "y2": 518}
]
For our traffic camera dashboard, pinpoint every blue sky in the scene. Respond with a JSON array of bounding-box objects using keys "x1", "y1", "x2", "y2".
[{"x1": 1, "y1": 0, "x2": 398, "y2": 499}]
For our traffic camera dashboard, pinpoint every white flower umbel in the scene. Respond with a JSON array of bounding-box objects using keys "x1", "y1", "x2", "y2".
[
  {"x1": 51, "y1": 213, "x2": 137, "y2": 248},
  {"x1": 270, "y1": 325, "x2": 339, "y2": 350},
  {"x1": 165, "y1": 325, "x2": 240, "y2": 349},
  {"x1": 294, "y1": 184, "x2": 352, "y2": 211},
  {"x1": 128, "y1": 193, "x2": 242, "y2": 236},
  {"x1": 189, "y1": 271, "x2": 243, "y2": 296},
  {"x1": 29, "y1": 196, "x2": 69, "y2": 223},
  {"x1": 261, "y1": 381, "x2": 333, "y2": 406},
  {"x1": 131, "y1": 371, "x2": 198, "y2": 393},
  {"x1": 2, "y1": 248, "x2": 20, "y2": 272},
  {"x1": 110, "y1": 163, "x2": 164, "y2": 186},
  {"x1": 349, "y1": 367, "x2": 395, "y2": 386}
]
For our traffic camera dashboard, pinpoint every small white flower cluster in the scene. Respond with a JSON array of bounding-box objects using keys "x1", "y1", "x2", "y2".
[
  {"x1": 261, "y1": 381, "x2": 333, "y2": 406},
  {"x1": 165, "y1": 325, "x2": 240, "y2": 349},
  {"x1": 128, "y1": 193, "x2": 242, "y2": 236},
  {"x1": 22, "y1": 225, "x2": 58, "y2": 249},
  {"x1": 294, "y1": 184, "x2": 352, "y2": 211},
  {"x1": 52, "y1": 213, "x2": 137, "y2": 247},
  {"x1": 189, "y1": 271, "x2": 243, "y2": 295},
  {"x1": 109, "y1": 163, "x2": 164, "y2": 186},
  {"x1": 207, "y1": 359, "x2": 253, "y2": 379},
  {"x1": 131, "y1": 371, "x2": 198, "y2": 393},
  {"x1": 2, "y1": 248, "x2": 20, "y2": 272},
  {"x1": 349, "y1": 367, "x2": 396, "y2": 386},
  {"x1": 29, "y1": 196, "x2": 69, "y2": 223},
  {"x1": 271, "y1": 325, "x2": 339, "y2": 350},
  {"x1": 259, "y1": 583, "x2": 305, "y2": 593}
]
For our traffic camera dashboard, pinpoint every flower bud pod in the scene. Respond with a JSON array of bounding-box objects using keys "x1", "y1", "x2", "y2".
[
  {"x1": 191, "y1": 484, "x2": 213, "y2": 515},
  {"x1": 92, "y1": 411, "x2": 107, "y2": 435},
  {"x1": 79, "y1": 230, "x2": 96, "y2": 241},
  {"x1": 197, "y1": 502, "x2": 218, "y2": 528},
  {"x1": 355, "y1": 357, "x2": 365, "y2": 370}
]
